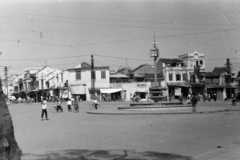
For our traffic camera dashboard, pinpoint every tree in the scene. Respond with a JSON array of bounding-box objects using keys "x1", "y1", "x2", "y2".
[{"x1": 0, "y1": 79, "x2": 22, "y2": 159}]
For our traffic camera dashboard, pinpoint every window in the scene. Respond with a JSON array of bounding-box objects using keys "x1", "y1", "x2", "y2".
[
  {"x1": 183, "y1": 73, "x2": 187, "y2": 81},
  {"x1": 101, "y1": 71, "x2": 106, "y2": 79},
  {"x1": 169, "y1": 74, "x2": 173, "y2": 81},
  {"x1": 200, "y1": 60, "x2": 203, "y2": 67},
  {"x1": 176, "y1": 74, "x2": 181, "y2": 81},
  {"x1": 76, "y1": 71, "x2": 81, "y2": 80}
]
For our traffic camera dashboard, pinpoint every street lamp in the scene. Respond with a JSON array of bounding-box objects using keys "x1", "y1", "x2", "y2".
[{"x1": 150, "y1": 34, "x2": 159, "y2": 86}]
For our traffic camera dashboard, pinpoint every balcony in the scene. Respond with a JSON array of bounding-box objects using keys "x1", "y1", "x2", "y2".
[{"x1": 165, "y1": 66, "x2": 187, "y2": 71}]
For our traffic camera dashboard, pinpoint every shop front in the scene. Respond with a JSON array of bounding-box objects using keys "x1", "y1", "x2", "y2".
[
  {"x1": 69, "y1": 82, "x2": 87, "y2": 101},
  {"x1": 206, "y1": 85, "x2": 224, "y2": 100},
  {"x1": 100, "y1": 88, "x2": 122, "y2": 101},
  {"x1": 167, "y1": 82, "x2": 191, "y2": 99}
]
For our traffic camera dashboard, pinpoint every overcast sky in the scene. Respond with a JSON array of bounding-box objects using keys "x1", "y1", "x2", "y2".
[{"x1": 0, "y1": 0, "x2": 240, "y2": 77}]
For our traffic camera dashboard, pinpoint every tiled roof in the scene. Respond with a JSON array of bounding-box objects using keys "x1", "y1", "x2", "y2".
[
  {"x1": 212, "y1": 67, "x2": 227, "y2": 75},
  {"x1": 128, "y1": 64, "x2": 150, "y2": 75},
  {"x1": 204, "y1": 72, "x2": 220, "y2": 77}
]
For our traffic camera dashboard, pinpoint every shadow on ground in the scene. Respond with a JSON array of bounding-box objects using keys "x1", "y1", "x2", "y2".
[{"x1": 22, "y1": 149, "x2": 192, "y2": 160}]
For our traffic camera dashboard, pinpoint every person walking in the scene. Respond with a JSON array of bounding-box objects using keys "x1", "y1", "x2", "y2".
[
  {"x1": 187, "y1": 94, "x2": 191, "y2": 104},
  {"x1": 41, "y1": 98, "x2": 49, "y2": 121},
  {"x1": 213, "y1": 93, "x2": 217, "y2": 102},
  {"x1": 67, "y1": 98, "x2": 72, "y2": 112},
  {"x1": 191, "y1": 94, "x2": 198, "y2": 114},
  {"x1": 56, "y1": 99, "x2": 63, "y2": 112}
]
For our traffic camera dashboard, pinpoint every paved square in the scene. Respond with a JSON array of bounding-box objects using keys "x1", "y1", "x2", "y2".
[{"x1": 7, "y1": 101, "x2": 240, "y2": 159}]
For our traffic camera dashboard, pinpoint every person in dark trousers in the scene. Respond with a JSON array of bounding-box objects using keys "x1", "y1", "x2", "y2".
[
  {"x1": 191, "y1": 94, "x2": 198, "y2": 114},
  {"x1": 213, "y1": 93, "x2": 217, "y2": 102},
  {"x1": 56, "y1": 99, "x2": 63, "y2": 112},
  {"x1": 67, "y1": 98, "x2": 72, "y2": 112},
  {"x1": 41, "y1": 98, "x2": 49, "y2": 120}
]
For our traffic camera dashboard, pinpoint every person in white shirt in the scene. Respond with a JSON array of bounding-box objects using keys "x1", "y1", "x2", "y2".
[
  {"x1": 41, "y1": 98, "x2": 49, "y2": 121},
  {"x1": 67, "y1": 98, "x2": 72, "y2": 112}
]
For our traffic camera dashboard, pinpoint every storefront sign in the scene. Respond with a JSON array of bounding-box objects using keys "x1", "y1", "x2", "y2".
[{"x1": 137, "y1": 84, "x2": 146, "y2": 87}]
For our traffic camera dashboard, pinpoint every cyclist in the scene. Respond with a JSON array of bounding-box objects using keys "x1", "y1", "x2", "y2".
[
  {"x1": 73, "y1": 98, "x2": 79, "y2": 112},
  {"x1": 56, "y1": 99, "x2": 63, "y2": 112},
  {"x1": 92, "y1": 96, "x2": 99, "y2": 109}
]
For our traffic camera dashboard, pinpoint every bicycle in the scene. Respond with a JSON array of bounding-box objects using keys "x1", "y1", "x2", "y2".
[
  {"x1": 50, "y1": 105, "x2": 63, "y2": 113},
  {"x1": 73, "y1": 103, "x2": 79, "y2": 113},
  {"x1": 90, "y1": 101, "x2": 100, "y2": 110}
]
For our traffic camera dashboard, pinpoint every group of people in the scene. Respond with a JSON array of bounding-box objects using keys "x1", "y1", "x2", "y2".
[
  {"x1": 131, "y1": 93, "x2": 140, "y2": 102},
  {"x1": 41, "y1": 97, "x2": 79, "y2": 121}
]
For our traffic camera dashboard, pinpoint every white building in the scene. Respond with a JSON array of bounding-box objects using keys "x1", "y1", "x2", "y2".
[
  {"x1": 178, "y1": 51, "x2": 205, "y2": 95},
  {"x1": 64, "y1": 62, "x2": 110, "y2": 101},
  {"x1": 157, "y1": 58, "x2": 191, "y2": 99}
]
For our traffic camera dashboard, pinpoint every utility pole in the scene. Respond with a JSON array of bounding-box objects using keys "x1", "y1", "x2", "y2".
[
  {"x1": 225, "y1": 59, "x2": 232, "y2": 98},
  {"x1": 91, "y1": 55, "x2": 95, "y2": 100},
  {"x1": 4, "y1": 67, "x2": 8, "y2": 98}
]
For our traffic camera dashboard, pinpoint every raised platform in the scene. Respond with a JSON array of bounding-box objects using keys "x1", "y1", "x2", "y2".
[
  {"x1": 119, "y1": 104, "x2": 192, "y2": 110},
  {"x1": 129, "y1": 101, "x2": 183, "y2": 107},
  {"x1": 87, "y1": 101, "x2": 240, "y2": 115}
]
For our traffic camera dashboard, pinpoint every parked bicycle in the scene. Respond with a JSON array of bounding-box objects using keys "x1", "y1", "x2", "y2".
[{"x1": 50, "y1": 105, "x2": 63, "y2": 113}]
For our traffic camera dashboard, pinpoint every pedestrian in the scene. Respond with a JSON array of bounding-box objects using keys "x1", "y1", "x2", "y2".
[
  {"x1": 179, "y1": 94, "x2": 183, "y2": 102},
  {"x1": 214, "y1": 93, "x2": 217, "y2": 102},
  {"x1": 208, "y1": 94, "x2": 211, "y2": 101},
  {"x1": 67, "y1": 98, "x2": 72, "y2": 112},
  {"x1": 187, "y1": 94, "x2": 191, "y2": 104},
  {"x1": 41, "y1": 98, "x2": 49, "y2": 121},
  {"x1": 224, "y1": 93, "x2": 228, "y2": 102},
  {"x1": 191, "y1": 94, "x2": 198, "y2": 113},
  {"x1": 103, "y1": 94, "x2": 106, "y2": 101},
  {"x1": 56, "y1": 99, "x2": 63, "y2": 112}
]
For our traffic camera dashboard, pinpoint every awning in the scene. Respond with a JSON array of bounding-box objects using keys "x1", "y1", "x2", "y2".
[
  {"x1": 135, "y1": 88, "x2": 148, "y2": 92},
  {"x1": 167, "y1": 82, "x2": 191, "y2": 88},
  {"x1": 206, "y1": 85, "x2": 224, "y2": 89},
  {"x1": 69, "y1": 81, "x2": 86, "y2": 86},
  {"x1": 70, "y1": 85, "x2": 86, "y2": 94},
  {"x1": 100, "y1": 88, "x2": 122, "y2": 94}
]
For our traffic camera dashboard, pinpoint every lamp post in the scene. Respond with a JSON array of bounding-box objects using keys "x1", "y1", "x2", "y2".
[{"x1": 150, "y1": 34, "x2": 159, "y2": 86}]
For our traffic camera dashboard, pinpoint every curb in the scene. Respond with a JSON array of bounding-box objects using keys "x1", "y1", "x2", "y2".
[{"x1": 87, "y1": 109, "x2": 240, "y2": 115}]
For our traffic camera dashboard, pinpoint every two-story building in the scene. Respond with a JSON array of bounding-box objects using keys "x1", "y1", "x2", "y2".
[
  {"x1": 64, "y1": 62, "x2": 110, "y2": 101},
  {"x1": 178, "y1": 51, "x2": 205, "y2": 95},
  {"x1": 22, "y1": 68, "x2": 41, "y2": 101},
  {"x1": 157, "y1": 58, "x2": 191, "y2": 99},
  {"x1": 34, "y1": 66, "x2": 58, "y2": 101},
  {"x1": 45, "y1": 68, "x2": 64, "y2": 100}
]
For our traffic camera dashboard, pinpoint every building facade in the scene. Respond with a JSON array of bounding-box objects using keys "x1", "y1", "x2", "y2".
[
  {"x1": 64, "y1": 62, "x2": 110, "y2": 101},
  {"x1": 158, "y1": 58, "x2": 191, "y2": 99},
  {"x1": 178, "y1": 51, "x2": 205, "y2": 95}
]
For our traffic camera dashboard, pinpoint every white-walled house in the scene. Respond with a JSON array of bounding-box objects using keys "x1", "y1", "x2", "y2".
[
  {"x1": 157, "y1": 58, "x2": 191, "y2": 99},
  {"x1": 64, "y1": 62, "x2": 110, "y2": 101},
  {"x1": 34, "y1": 66, "x2": 58, "y2": 101},
  {"x1": 45, "y1": 68, "x2": 65, "y2": 100}
]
